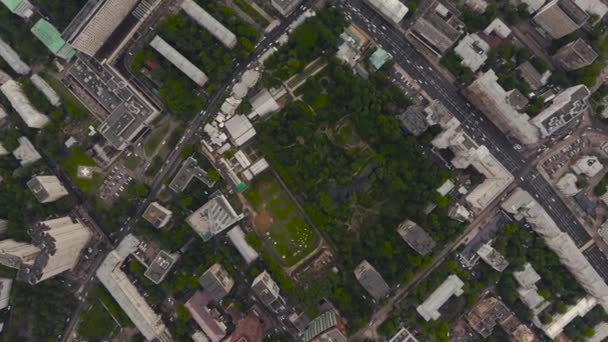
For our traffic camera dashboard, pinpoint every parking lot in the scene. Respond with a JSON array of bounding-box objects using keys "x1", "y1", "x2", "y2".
[
  {"x1": 98, "y1": 164, "x2": 134, "y2": 202},
  {"x1": 541, "y1": 136, "x2": 589, "y2": 179}
]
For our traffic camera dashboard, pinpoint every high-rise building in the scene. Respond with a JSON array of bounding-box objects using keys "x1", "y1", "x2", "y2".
[
  {"x1": 27, "y1": 175, "x2": 69, "y2": 203},
  {"x1": 553, "y1": 38, "x2": 599, "y2": 71},
  {"x1": 199, "y1": 263, "x2": 234, "y2": 302},
  {"x1": 70, "y1": 0, "x2": 139, "y2": 56},
  {"x1": 0, "y1": 216, "x2": 92, "y2": 284},
  {"x1": 354, "y1": 260, "x2": 390, "y2": 300},
  {"x1": 251, "y1": 271, "x2": 283, "y2": 311}
]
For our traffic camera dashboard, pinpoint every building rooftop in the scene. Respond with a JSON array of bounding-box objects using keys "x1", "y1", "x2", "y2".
[
  {"x1": 533, "y1": 0, "x2": 589, "y2": 39},
  {"x1": 362, "y1": 0, "x2": 409, "y2": 25},
  {"x1": 554, "y1": 38, "x2": 599, "y2": 71},
  {"x1": 396, "y1": 219, "x2": 436, "y2": 256},
  {"x1": 571, "y1": 155, "x2": 603, "y2": 178},
  {"x1": 230, "y1": 313, "x2": 264, "y2": 342},
  {"x1": 541, "y1": 296, "x2": 597, "y2": 339},
  {"x1": 410, "y1": 1, "x2": 464, "y2": 55},
  {"x1": 186, "y1": 194, "x2": 244, "y2": 241},
  {"x1": 142, "y1": 202, "x2": 173, "y2": 229},
  {"x1": 430, "y1": 110, "x2": 514, "y2": 210},
  {"x1": 1, "y1": 80, "x2": 49, "y2": 129},
  {"x1": 557, "y1": 173, "x2": 581, "y2": 196},
  {"x1": 227, "y1": 226, "x2": 259, "y2": 264},
  {"x1": 476, "y1": 243, "x2": 509, "y2": 272},
  {"x1": 454, "y1": 33, "x2": 490, "y2": 72},
  {"x1": 517, "y1": 61, "x2": 550, "y2": 91},
  {"x1": 63, "y1": 57, "x2": 160, "y2": 150},
  {"x1": 303, "y1": 310, "x2": 347, "y2": 342},
  {"x1": 250, "y1": 88, "x2": 280, "y2": 118},
  {"x1": 466, "y1": 70, "x2": 539, "y2": 145},
  {"x1": 31, "y1": 19, "x2": 74, "y2": 58},
  {"x1": 416, "y1": 274, "x2": 465, "y2": 321},
  {"x1": 251, "y1": 271, "x2": 281, "y2": 309},
  {"x1": 30, "y1": 74, "x2": 60, "y2": 107},
  {"x1": 397, "y1": 104, "x2": 430, "y2": 136},
  {"x1": 513, "y1": 263, "x2": 541, "y2": 288},
  {"x1": 0, "y1": 37, "x2": 30, "y2": 75},
  {"x1": 483, "y1": 18, "x2": 512, "y2": 38},
  {"x1": 530, "y1": 85, "x2": 590, "y2": 137},
  {"x1": 144, "y1": 250, "x2": 177, "y2": 284},
  {"x1": 97, "y1": 235, "x2": 172, "y2": 341},
  {"x1": 169, "y1": 156, "x2": 216, "y2": 193},
  {"x1": 26, "y1": 175, "x2": 69, "y2": 203},
  {"x1": 186, "y1": 291, "x2": 227, "y2": 342},
  {"x1": 501, "y1": 188, "x2": 608, "y2": 311},
  {"x1": 150, "y1": 36, "x2": 208, "y2": 87},
  {"x1": 225, "y1": 115, "x2": 256, "y2": 146},
  {"x1": 180, "y1": 0, "x2": 237, "y2": 49},
  {"x1": 12, "y1": 136, "x2": 41, "y2": 166},
  {"x1": 199, "y1": 263, "x2": 234, "y2": 302},
  {"x1": 354, "y1": 260, "x2": 390, "y2": 300},
  {"x1": 70, "y1": 0, "x2": 139, "y2": 56}
]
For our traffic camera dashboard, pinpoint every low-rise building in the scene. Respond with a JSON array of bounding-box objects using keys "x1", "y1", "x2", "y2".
[
  {"x1": 476, "y1": 243, "x2": 509, "y2": 272},
  {"x1": 144, "y1": 250, "x2": 177, "y2": 284},
  {"x1": 416, "y1": 274, "x2": 465, "y2": 321},
  {"x1": 12, "y1": 136, "x2": 41, "y2": 166},
  {"x1": 453, "y1": 34, "x2": 490, "y2": 72},
  {"x1": 409, "y1": 1, "x2": 464, "y2": 56},
  {"x1": 554, "y1": 38, "x2": 598, "y2": 71},
  {"x1": 465, "y1": 0, "x2": 488, "y2": 12},
  {"x1": 230, "y1": 313, "x2": 265, "y2": 342},
  {"x1": 363, "y1": 0, "x2": 409, "y2": 26},
  {"x1": 0, "y1": 80, "x2": 49, "y2": 129},
  {"x1": 149, "y1": 36, "x2": 208, "y2": 86},
  {"x1": 199, "y1": 263, "x2": 234, "y2": 302},
  {"x1": 354, "y1": 260, "x2": 390, "y2": 300},
  {"x1": 249, "y1": 88, "x2": 280, "y2": 118},
  {"x1": 186, "y1": 194, "x2": 244, "y2": 241},
  {"x1": 556, "y1": 173, "x2": 581, "y2": 196},
  {"x1": 227, "y1": 226, "x2": 259, "y2": 264},
  {"x1": 517, "y1": 61, "x2": 551, "y2": 91},
  {"x1": 571, "y1": 155, "x2": 603, "y2": 178},
  {"x1": 30, "y1": 74, "x2": 60, "y2": 107},
  {"x1": 185, "y1": 290, "x2": 227, "y2": 342},
  {"x1": 533, "y1": 0, "x2": 589, "y2": 39},
  {"x1": 0, "y1": 277, "x2": 11, "y2": 310},
  {"x1": 142, "y1": 202, "x2": 173, "y2": 229},
  {"x1": 27, "y1": 175, "x2": 69, "y2": 203},
  {"x1": 225, "y1": 114, "x2": 256, "y2": 147},
  {"x1": 513, "y1": 263, "x2": 549, "y2": 315},
  {"x1": 530, "y1": 85, "x2": 590, "y2": 138},
  {"x1": 466, "y1": 296, "x2": 536, "y2": 341},
  {"x1": 540, "y1": 296, "x2": 597, "y2": 339},
  {"x1": 303, "y1": 310, "x2": 348, "y2": 342},
  {"x1": 483, "y1": 18, "x2": 512, "y2": 39},
  {"x1": 369, "y1": 48, "x2": 392, "y2": 71},
  {"x1": 396, "y1": 219, "x2": 436, "y2": 256},
  {"x1": 0, "y1": 37, "x2": 30, "y2": 75},
  {"x1": 0, "y1": 0, "x2": 34, "y2": 18}
]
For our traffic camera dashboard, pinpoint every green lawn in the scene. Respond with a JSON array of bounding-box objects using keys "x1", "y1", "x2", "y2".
[
  {"x1": 245, "y1": 173, "x2": 318, "y2": 266},
  {"x1": 77, "y1": 301, "x2": 118, "y2": 341},
  {"x1": 62, "y1": 147, "x2": 97, "y2": 193},
  {"x1": 144, "y1": 123, "x2": 171, "y2": 157}
]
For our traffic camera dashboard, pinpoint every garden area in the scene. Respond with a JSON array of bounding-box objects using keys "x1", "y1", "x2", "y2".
[
  {"x1": 245, "y1": 173, "x2": 319, "y2": 267},
  {"x1": 61, "y1": 147, "x2": 98, "y2": 194}
]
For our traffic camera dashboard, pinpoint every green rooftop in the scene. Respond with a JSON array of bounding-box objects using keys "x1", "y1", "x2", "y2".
[
  {"x1": 1, "y1": 0, "x2": 25, "y2": 12},
  {"x1": 369, "y1": 48, "x2": 392, "y2": 71},
  {"x1": 31, "y1": 19, "x2": 66, "y2": 55}
]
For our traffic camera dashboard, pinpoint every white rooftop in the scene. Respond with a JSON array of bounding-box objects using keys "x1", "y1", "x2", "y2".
[
  {"x1": 12, "y1": 136, "x2": 41, "y2": 166},
  {"x1": 150, "y1": 36, "x2": 208, "y2": 87},
  {"x1": 454, "y1": 34, "x2": 490, "y2": 72},
  {"x1": 556, "y1": 173, "x2": 580, "y2": 196},
  {"x1": 180, "y1": 0, "x2": 237, "y2": 49},
  {"x1": 227, "y1": 225, "x2": 259, "y2": 264},
  {"x1": 571, "y1": 155, "x2": 603, "y2": 178},
  {"x1": 416, "y1": 274, "x2": 465, "y2": 321},
  {"x1": 363, "y1": 0, "x2": 409, "y2": 25},
  {"x1": 0, "y1": 79, "x2": 49, "y2": 128},
  {"x1": 225, "y1": 115, "x2": 256, "y2": 146}
]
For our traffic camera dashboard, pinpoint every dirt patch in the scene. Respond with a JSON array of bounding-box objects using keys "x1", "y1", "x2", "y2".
[{"x1": 254, "y1": 209, "x2": 273, "y2": 232}]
